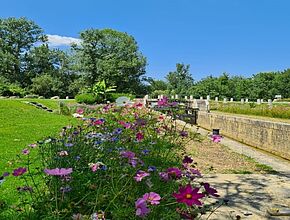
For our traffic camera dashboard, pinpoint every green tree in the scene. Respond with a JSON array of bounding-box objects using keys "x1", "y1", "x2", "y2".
[
  {"x1": 72, "y1": 29, "x2": 146, "y2": 94},
  {"x1": 30, "y1": 74, "x2": 64, "y2": 98},
  {"x1": 166, "y1": 63, "x2": 194, "y2": 94},
  {"x1": 191, "y1": 75, "x2": 219, "y2": 98},
  {"x1": 0, "y1": 17, "x2": 46, "y2": 85}
]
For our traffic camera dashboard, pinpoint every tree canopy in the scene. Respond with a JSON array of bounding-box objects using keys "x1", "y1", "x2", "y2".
[{"x1": 72, "y1": 29, "x2": 147, "y2": 93}]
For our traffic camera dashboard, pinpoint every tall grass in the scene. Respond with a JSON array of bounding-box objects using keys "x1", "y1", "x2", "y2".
[{"x1": 210, "y1": 102, "x2": 290, "y2": 119}]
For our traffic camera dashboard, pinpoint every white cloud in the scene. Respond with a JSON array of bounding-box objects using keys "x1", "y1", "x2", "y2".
[{"x1": 47, "y1": 34, "x2": 82, "y2": 47}]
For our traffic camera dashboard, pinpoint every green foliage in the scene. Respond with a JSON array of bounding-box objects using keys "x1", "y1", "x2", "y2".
[
  {"x1": 75, "y1": 93, "x2": 99, "y2": 104},
  {"x1": 30, "y1": 74, "x2": 64, "y2": 98},
  {"x1": 0, "y1": 77, "x2": 25, "y2": 97},
  {"x1": 92, "y1": 80, "x2": 116, "y2": 100},
  {"x1": 72, "y1": 28, "x2": 147, "y2": 94},
  {"x1": 0, "y1": 17, "x2": 46, "y2": 85},
  {"x1": 59, "y1": 101, "x2": 71, "y2": 115},
  {"x1": 166, "y1": 63, "x2": 194, "y2": 95}
]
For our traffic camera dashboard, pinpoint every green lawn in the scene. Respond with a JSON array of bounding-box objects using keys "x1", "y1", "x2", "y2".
[{"x1": 0, "y1": 99, "x2": 78, "y2": 213}]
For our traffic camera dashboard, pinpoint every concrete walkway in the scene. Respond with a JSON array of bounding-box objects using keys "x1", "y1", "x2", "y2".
[{"x1": 178, "y1": 121, "x2": 290, "y2": 219}]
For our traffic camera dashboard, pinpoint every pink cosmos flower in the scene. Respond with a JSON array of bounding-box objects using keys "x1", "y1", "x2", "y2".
[
  {"x1": 136, "y1": 132, "x2": 144, "y2": 141},
  {"x1": 118, "y1": 121, "x2": 131, "y2": 129},
  {"x1": 142, "y1": 192, "x2": 161, "y2": 205},
  {"x1": 167, "y1": 167, "x2": 182, "y2": 179},
  {"x1": 134, "y1": 102, "x2": 143, "y2": 109},
  {"x1": 28, "y1": 143, "x2": 37, "y2": 148},
  {"x1": 135, "y1": 198, "x2": 150, "y2": 217},
  {"x1": 12, "y1": 167, "x2": 27, "y2": 176},
  {"x1": 88, "y1": 162, "x2": 105, "y2": 172},
  {"x1": 158, "y1": 115, "x2": 165, "y2": 121},
  {"x1": 211, "y1": 134, "x2": 222, "y2": 143},
  {"x1": 44, "y1": 168, "x2": 73, "y2": 176},
  {"x1": 134, "y1": 170, "x2": 150, "y2": 182},
  {"x1": 22, "y1": 148, "x2": 30, "y2": 155},
  {"x1": 76, "y1": 108, "x2": 84, "y2": 114},
  {"x1": 173, "y1": 184, "x2": 205, "y2": 206},
  {"x1": 93, "y1": 119, "x2": 105, "y2": 125},
  {"x1": 203, "y1": 183, "x2": 219, "y2": 197},
  {"x1": 157, "y1": 97, "x2": 169, "y2": 107}
]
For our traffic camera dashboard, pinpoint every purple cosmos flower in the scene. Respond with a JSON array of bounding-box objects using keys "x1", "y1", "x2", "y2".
[
  {"x1": 135, "y1": 198, "x2": 150, "y2": 217},
  {"x1": 203, "y1": 183, "x2": 219, "y2": 197},
  {"x1": 157, "y1": 97, "x2": 169, "y2": 107},
  {"x1": 211, "y1": 134, "x2": 222, "y2": 143},
  {"x1": 159, "y1": 172, "x2": 169, "y2": 181},
  {"x1": 142, "y1": 192, "x2": 161, "y2": 205},
  {"x1": 12, "y1": 167, "x2": 27, "y2": 176},
  {"x1": 190, "y1": 169, "x2": 202, "y2": 177},
  {"x1": 2, "y1": 172, "x2": 9, "y2": 177},
  {"x1": 148, "y1": 166, "x2": 156, "y2": 172},
  {"x1": 167, "y1": 167, "x2": 182, "y2": 179},
  {"x1": 44, "y1": 168, "x2": 72, "y2": 176},
  {"x1": 169, "y1": 101, "x2": 178, "y2": 107},
  {"x1": 183, "y1": 156, "x2": 193, "y2": 164},
  {"x1": 129, "y1": 158, "x2": 139, "y2": 167},
  {"x1": 120, "y1": 151, "x2": 135, "y2": 159},
  {"x1": 22, "y1": 148, "x2": 30, "y2": 155},
  {"x1": 64, "y1": 143, "x2": 74, "y2": 147},
  {"x1": 134, "y1": 170, "x2": 150, "y2": 182},
  {"x1": 180, "y1": 131, "x2": 188, "y2": 137},
  {"x1": 173, "y1": 184, "x2": 205, "y2": 206}
]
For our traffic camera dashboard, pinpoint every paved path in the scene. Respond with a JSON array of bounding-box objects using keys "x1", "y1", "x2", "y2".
[{"x1": 177, "y1": 120, "x2": 290, "y2": 219}]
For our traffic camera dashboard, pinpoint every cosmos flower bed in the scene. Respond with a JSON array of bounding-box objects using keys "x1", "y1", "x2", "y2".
[{"x1": 2, "y1": 99, "x2": 222, "y2": 219}]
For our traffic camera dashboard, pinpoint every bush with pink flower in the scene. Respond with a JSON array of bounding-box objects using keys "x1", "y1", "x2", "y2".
[{"x1": 2, "y1": 100, "x2": 223, "y2": 219}]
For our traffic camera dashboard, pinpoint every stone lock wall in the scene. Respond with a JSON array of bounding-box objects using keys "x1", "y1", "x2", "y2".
[{"x1": 197, "y1": 112, "x2": 290, "y2": 160}]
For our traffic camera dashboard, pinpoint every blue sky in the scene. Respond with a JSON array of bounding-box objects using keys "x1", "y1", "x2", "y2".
[{"x1": 1, "y1": 0, "x2": 290, "y2": 81}]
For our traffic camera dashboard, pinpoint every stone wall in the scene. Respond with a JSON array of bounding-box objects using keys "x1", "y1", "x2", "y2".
[{"x1": 197, "y1": 112, "x2": 290, "y2": 160}]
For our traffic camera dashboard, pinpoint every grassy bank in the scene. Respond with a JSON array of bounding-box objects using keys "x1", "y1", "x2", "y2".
[{"x1": 0, "y1": 99, "x2": 78, "y2": 210}]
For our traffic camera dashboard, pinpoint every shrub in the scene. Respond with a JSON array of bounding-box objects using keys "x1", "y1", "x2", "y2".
[
  {"x1": 0, "y1": 82, "x2": 25, "y2": 97},
  {"x1": 75, "y1": 93, "x2": 99, "y2": 104}
]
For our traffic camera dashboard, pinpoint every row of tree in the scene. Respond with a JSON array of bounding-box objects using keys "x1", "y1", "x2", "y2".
[
  {"x1": 0, "y1": 17, "x2": 147, "y2": 98},
  {"x1": 148, "y1": 64, "x2": 290, "y2": 100},
  {"x1": 1, "y1": 17, "x2": 289, "y2": 100}
]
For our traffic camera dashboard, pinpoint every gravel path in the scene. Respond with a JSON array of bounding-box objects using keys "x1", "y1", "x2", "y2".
[{"x1": 188, "y1": 123, "x2": 290, "y2": 175}]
